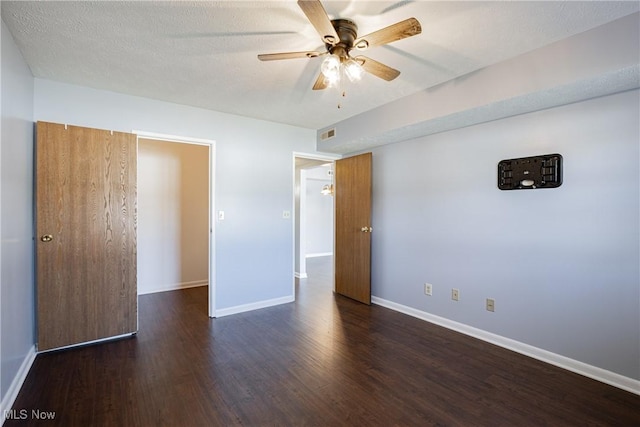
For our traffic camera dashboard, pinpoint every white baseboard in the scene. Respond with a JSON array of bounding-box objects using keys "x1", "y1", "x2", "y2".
[
  {"x1": 215, "y1": 295, "x2": 294, "y2": 318},
  {"x1": 306, "y1": 252, "x2": 333, "y2": 258},
  {"x1": 1, "y1": 345, "x2": 37, "y2": 425},
  {"x1": 138, "y1": 280, "x2": 207, "y2": 295},
  {"x1": 295, "y1": 272, "x2": 308, "y2": 279},
  {"x1": 371, "y1": 296, "x2": 640, "y2": 395}
]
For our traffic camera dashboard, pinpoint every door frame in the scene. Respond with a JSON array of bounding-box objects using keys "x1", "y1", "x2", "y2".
[
  {"x1": 292, "y1": 151, "x2": 341, "y2": 297},
  {"x1": 134, "y1": 130, "x2": 217, "y2": 318}
]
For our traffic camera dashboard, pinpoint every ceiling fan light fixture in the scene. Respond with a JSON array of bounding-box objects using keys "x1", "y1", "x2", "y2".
[
  {"x1": 321, "y1": 54, "x2": 341, "y2": 85},
  {"x1": 344, "y1": 58, "x2": 364, "y2": 82},
  {"x1": 325, "y1": 72, "x2": 340, "y2": 87},
  {"x1": 321, "y1": 54, "x2": 340, "y2": 76}
]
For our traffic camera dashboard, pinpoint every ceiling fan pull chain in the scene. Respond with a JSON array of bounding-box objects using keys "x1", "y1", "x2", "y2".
[{"x1": 337, "y1": 89, "x2": 347, "y2": 109}]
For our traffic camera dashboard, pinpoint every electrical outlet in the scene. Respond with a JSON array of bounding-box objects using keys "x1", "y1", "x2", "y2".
[
  {"x1": 486, "y1": 298, "x2": 495, "y2": 312},
  {"x1": 282, "y1": 210, "x2": 291, "y2": 219},
  {"x1": 451, "y1": 288, "x2": 459, "y2": 301},
  {"x1": 424, "y1": 283, "x2": 432, "y2": 296}
]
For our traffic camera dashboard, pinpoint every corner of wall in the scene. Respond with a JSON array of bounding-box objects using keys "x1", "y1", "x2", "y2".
[
  {"x1": 0, "y1": 346, "x2": 36, "y2": 423},
  {"x1": 1, "y1": 15, "x2": 37, "y2": 406}
]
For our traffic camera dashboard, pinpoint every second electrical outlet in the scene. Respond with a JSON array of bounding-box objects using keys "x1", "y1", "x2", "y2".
[{"x1": 451, "y1": 288, "x2": 459, "y2": 301}]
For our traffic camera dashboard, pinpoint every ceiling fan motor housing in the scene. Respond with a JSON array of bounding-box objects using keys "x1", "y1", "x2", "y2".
[{"x1": 327, "y1": 19, "x2": 358, "y2": 59}]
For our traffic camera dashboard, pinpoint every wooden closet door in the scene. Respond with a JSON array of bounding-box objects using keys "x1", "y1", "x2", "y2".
[{"x1": 36, "y1": 122, "x2": 137, "y2": 351}]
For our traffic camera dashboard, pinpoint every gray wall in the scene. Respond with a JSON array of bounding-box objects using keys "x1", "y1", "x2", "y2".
[
  {"x1": 1, "y1": 19, "x2": 35, "y2": 401},
  {"x1": 370, "y1": 89, "x2": 639, "y2": 379}
]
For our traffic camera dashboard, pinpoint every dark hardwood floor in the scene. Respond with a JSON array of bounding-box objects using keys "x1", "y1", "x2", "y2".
[{"x1": 7, "y1": 256, "x2": 640, "y2": 426}]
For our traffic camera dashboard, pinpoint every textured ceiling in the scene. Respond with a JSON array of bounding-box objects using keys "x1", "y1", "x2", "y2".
[{"x1": 2, "y1": 1, "x2": 639, "y2": 130}]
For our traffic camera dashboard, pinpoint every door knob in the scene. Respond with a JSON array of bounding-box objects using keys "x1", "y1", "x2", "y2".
[
  {"x1": 360, "y1": 227, "x2": 372, "y2": 233},
  {"x1": 40, "y1": 234, "x2": 53, "y2": 242}
]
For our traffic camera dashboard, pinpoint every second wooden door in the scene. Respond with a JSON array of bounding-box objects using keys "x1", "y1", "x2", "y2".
[{"x1": 334, "y1": 152, "x2": 372, "y2": 304}]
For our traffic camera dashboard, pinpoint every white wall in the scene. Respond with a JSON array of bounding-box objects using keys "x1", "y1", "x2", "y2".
[
  {"x1": 370, "y1": 89, "x2": 639, "y2": 380},
  {"x1": 0, "y1": 17, "x2": 35, "y2": 406},
  {"x1": 33, "y1": 78, "x2": 318, "y2": 313},
  {"x1": 138, "y1": 139, "x2": 209, "y2": 294},
  {"x1": 304, "y1": 165, "x2": 333, "y2": 256}
]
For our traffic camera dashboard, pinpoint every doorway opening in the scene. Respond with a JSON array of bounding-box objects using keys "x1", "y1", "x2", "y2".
[
  {"x1": 293, "y1": 152, "x2": 340, "y2": 296},
  {"x1": 136, "y1": 131, "x2": 216, "y2": 317}
]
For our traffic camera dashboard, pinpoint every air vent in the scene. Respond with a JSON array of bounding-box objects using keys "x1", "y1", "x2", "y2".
[{"x1": 320, "y1": 128, "x2": 336, "y2": 140}]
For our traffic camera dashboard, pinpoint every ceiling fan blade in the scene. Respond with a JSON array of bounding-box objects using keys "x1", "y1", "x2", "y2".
[
  {"x1": 297, "y1": 0, "x2": 340, "y2": 45},
  {"x1": 354, "y1": 17, "x2": 421, "y2": 50},
  {"x1": 355, "y1": 56, "x2": 401, "y2": 81},
  {"x1": 312, "y1": 72, "x2": 329, "y2": 90},
  {"x1": 258, "y1": 51, "x2": 322, "y2": 61}
]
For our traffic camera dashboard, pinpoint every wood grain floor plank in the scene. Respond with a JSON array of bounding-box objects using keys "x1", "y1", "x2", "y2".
[{"x1": 6, "y1": 257, "x2": 640, "y2": 426}]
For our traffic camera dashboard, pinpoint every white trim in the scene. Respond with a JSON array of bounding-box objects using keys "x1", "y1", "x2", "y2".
[
  {"x1": 138, "y1": 280, "x2": 208, "y2": 295},
  {"x1": 295, "y1": 272, "x2": 308, "y2": 279},
  {"x1": 134, "y1": 130, "x2": 217, "y2": 318},
  {"x1": 1, "y1": 346, "x2": 37, "y2": 424},
  {"x1": 292, "y1": 152, "x2": 342, "y2": 161},
  {"x1": 371, "y1": 296, "x2": 640, "y2": 395},
  {"x1": 215, "y1": 295, "x2": 294, "y2": 318},
  {"x1": 208, "y1": 140, "x2": 216, "y2": 318},
  {"x1": 133, "y1": 130, "x2": 215, "y2": 146},
  {"x1": 306, "y1": 252, "x2": 333, "y2": 258}
]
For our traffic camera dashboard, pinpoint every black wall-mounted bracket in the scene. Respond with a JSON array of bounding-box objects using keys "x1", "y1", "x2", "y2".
[{"x1": 498, "y1": 154, "x2": 562, "y2": 190}]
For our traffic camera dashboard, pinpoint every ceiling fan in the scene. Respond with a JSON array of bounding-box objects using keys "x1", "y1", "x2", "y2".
[{"x1": 258, "y1": 0, "x2": 422, "y2": 90}]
